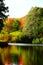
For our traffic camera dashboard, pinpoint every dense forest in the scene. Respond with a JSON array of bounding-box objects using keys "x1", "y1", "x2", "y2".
[{"x1": 0, "y1": 7, "x2": 43, "y2": 43}]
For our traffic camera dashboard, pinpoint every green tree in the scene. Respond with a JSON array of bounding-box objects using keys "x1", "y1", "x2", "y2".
[
  {"x1": 13, "y1": 19, "x2": 20, "y2": 31},
  {"x1": 0, "y1": 0, "x2": 9, "y2": 31},
  {"x1": 23, "y1": 7, "x2": 43, "y2": 39}
]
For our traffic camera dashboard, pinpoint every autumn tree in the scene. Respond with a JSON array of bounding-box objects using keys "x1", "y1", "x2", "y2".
[
  {"x1": 2, "y1": 18, "x2": 14, "y2": 33},
  {"x1": 2, "y1": 18, "x2": 20, "y2": 33}
]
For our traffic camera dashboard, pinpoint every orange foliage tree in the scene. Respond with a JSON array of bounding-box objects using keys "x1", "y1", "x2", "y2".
[{"x1": 19, "y1": 16, "x2": 26, "y2": 29}]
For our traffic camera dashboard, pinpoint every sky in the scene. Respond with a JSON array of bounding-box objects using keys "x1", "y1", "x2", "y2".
[{"x1": 5, "y1": 0, "x2": 43, "y2": 18}]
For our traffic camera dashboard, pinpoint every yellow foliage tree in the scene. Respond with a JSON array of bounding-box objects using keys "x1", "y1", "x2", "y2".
[{"x1": 2, "y1": 18, "x2": 14, "y2": 33}]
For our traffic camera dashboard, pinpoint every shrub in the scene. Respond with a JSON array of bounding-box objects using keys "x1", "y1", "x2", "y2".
[
  {"x1": 32, "y1": 37, "x2": 43, "y2": 44},
  {"x1": 10, "y1": 31, "x2": 25, "y2": 42},
  {"x1": 40, "y1": 37, "x2": 43, "y2": 43},
  {"x1": 32, "y1": 38, "x2": 40, "y2": 44},
  {"x1": 0, "y1": 33, "x2": 9, "y2": 42}
]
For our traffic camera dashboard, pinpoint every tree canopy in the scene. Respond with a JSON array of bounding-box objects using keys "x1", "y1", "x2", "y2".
[{"x1": 23, "y1": 7, "x2": 43, "y2": 39}]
